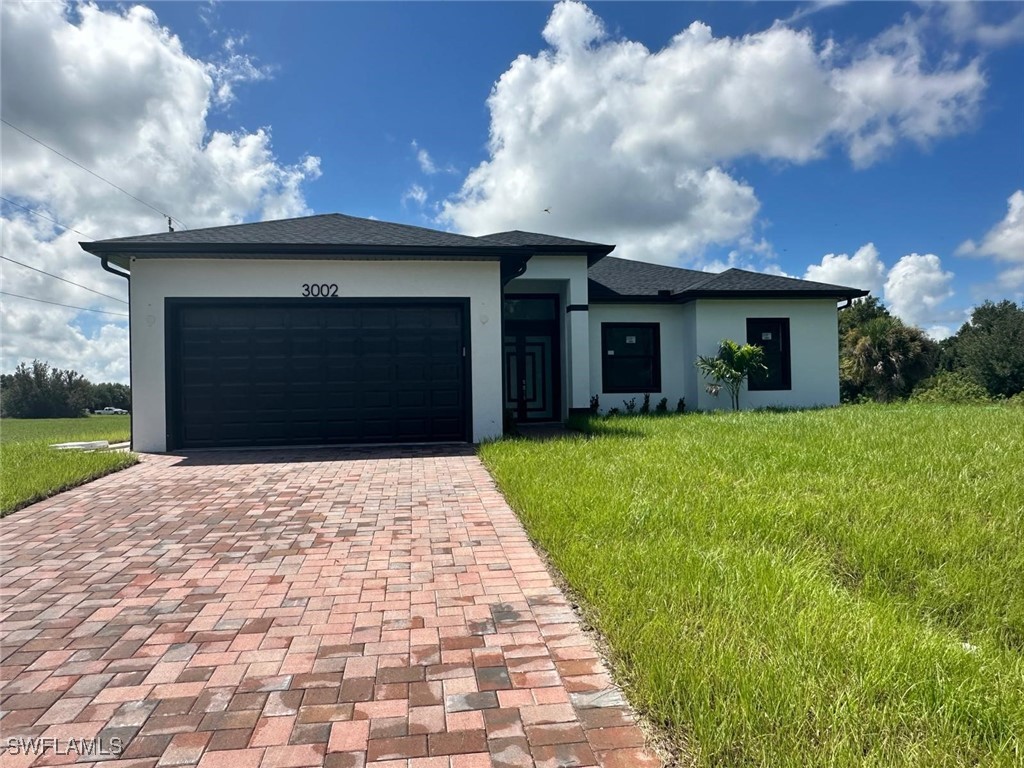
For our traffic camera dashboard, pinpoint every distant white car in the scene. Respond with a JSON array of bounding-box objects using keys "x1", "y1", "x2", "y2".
[{"x1": 97, "y1": 407, "x2": 128, "y2": 415}]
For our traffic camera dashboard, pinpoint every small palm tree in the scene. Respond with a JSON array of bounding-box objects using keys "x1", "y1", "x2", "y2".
[{"x1": 696, "y1": 339, "x2": 767, "y2": 410}]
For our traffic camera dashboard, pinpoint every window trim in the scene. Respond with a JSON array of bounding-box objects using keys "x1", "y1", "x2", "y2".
[
  {"x1": 600, "y1": 322, "x2": 662, "y2": 394},
  {"x1": 746, "y1": 317, "x2": 792, "y2": 391}
]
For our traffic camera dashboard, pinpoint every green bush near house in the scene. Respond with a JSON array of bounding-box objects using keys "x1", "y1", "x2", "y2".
[{"x1": 481, "y1": 404, "x2": 1024, "y2": 767}]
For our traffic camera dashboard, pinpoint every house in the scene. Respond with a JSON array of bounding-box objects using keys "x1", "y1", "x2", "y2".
[{"x1": 81, "y1": 213, "x2": 868, "y2": 452}]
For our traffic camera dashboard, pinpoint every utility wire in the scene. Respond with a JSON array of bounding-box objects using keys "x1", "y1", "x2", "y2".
[
  {"x1": 0, "y1": 290, "x2": 129, "y2": 318},
  {"x1": 1, "y1": 118, "x2": 190, "y2": 230},
  {"x1": 1, "y1": 256, "x2": 127, "y2": 304},
  {"x1": 0, "y1": 196, "x2": 94, "y2": 238}
]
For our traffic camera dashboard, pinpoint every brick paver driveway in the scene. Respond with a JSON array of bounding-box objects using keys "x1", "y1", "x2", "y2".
[{"x1": 1, "y1": 449, "x2": 661, "y2": 768}]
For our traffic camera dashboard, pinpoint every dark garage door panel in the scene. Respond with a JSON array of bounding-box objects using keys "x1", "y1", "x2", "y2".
[{"x1": 170, "y1": 302, "x2": 468, "y2": 448}]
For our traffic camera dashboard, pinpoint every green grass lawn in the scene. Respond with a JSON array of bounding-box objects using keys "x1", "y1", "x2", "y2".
[
  {"x1": 481, "y1": 405, "x2": 1024, "y2": 767},
  {"x1": 1, "y1": 415, "x2": 137, "y2": 516}
]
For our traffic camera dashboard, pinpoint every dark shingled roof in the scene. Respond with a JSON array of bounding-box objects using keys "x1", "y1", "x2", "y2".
[
  {"x1": 479, "y1": 230, "x2": 612, "y2": 249},
  {"x1": 81, "y1": 212, "x2": 867, "y2": 298},
  {"x1": 588, "y1": 256, "x2": 711, "y2": 298},
  {"x1": 686, "y1": 268, "x2": 866, "y2": 297},
  {"x1": 588, "y1": 258, "x2": 868, "y2": 301},
  {"x1": 89, "y1": 213, "x2": 504, "y2": 250}
]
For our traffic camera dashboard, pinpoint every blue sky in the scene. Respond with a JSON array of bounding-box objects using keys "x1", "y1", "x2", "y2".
[
  {"x1": 1, "y1": 1, "x2": 1022, "y2": 381},
  {"x1": 164, "y1": 1, "x2": 1022, "y2": 325}
]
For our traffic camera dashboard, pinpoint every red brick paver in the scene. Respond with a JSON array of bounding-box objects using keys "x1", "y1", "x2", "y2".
[{"x1": 1, "y1": 448, "x2": 661, "y2": 767}]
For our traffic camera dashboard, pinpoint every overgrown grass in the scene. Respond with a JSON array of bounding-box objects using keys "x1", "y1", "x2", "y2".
[
  {"x1": 1, "y1": 415, "x2": 136, "y2": 516},
  {"x1": 480, "y1": 404, "x2": 1024, "y2": 767}
]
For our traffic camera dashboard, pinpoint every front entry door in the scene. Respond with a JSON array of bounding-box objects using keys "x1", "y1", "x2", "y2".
[{"x1": 503, "y1": 295, "x2": 561, "y2": 423}]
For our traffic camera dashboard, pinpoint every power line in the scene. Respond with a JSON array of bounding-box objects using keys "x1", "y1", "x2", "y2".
[
  {"x1": 0, "y1": 290, "x2": 129, "y2": 318},
  {"x1": 1, "y1": 118, "x2": 190, "y2": 230},
  {"x1": 0, "y1": 196, "x2": 94, "y2": 238},
  {"x1": 1, "y1": 256, "x2": 127, "y2": 304}
]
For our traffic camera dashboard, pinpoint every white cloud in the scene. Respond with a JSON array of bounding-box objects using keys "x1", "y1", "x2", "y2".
[
  {"x1": 805, "y1": 244, "x2": 956, "y2": 338},
  {"x1": 883, "y1": 253, "x2": 955, "y2": 334},
  {"x1": 402, "y1": 183, "x2": 428, "y2": 207},
  {"x1": 411, "y1": 139, "x2": 456, "y2": 176},
  {"x1": 0, "y1": 0, "x2": 320, "y2": 383},
  {"x1": 207, "y1": 40, "x2": 274, "y2": 106},
  {"x1": 804, "y1": 243, "x2": 886, "y2": 295},
  {"x1": 411, "y1": 140, "x2": 438, "y2": 174},
  {"x1": 956, "y1": 190, "x2": 1024, "y2": 287},
  {"x1": 937, "y1": 3, "x2": 1024, "y2": 49},
  {"x1": 440, "y1": 0, "x2": 985, "y2": 265}
]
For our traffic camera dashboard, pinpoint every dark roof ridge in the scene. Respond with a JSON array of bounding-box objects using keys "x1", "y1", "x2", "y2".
[{"x1": 480, "y1": 229, "x2": 613, "y2": 249}]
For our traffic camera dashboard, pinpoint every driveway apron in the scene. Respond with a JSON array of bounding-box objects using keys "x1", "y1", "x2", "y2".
[{"x1": 0, "y1": 449, "x2": 661, "y2": 768}]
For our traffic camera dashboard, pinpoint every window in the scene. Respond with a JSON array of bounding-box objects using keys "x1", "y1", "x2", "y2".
[
  {"x1": 601, "y1": 323, "x2": 661, "y2": 393},
  {"x1": 746, "y1": 318, "x2": 791, "y2": 391}
]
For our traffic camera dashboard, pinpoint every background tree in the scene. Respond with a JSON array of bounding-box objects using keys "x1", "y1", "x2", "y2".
[
  {"x1": 0, "y1": 360, "x2": 93, "y2": 418},
  {"x1": 939, "y1": 300, "x2": 1024, "y2": 398},
  {"x1": 696, "y1": 339, "x2": 767, "y2": 410},
  {"x1": 839, "y1": 295, "x2": 891, "y2": 342},
  {"x1": 840, "y1": 316, "x2": 938, "y2": 402},
  {"x1": 90, "y1": 382, "x2": 132, "y2": 412}
]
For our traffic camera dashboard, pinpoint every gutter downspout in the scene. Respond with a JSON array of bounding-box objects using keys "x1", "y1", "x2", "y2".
[
  {"x1": 101, "y1": 256, "x2": 130, "y2": 281},
  {"x1": 100, "y1": 257, "x2": 133, "y2": 451}
]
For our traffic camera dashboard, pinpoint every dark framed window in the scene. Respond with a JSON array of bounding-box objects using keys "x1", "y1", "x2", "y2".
[
  {"x1": 601, "y1": 323, "x2": 661, "y2": 393},
  {"x1": 747, "y1": 318, "x2": 792, "y2": 391}
]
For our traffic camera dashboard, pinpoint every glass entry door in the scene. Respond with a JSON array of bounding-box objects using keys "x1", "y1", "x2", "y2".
[{"x1": 502, "y1": 295, "x2": 561, "y2": 422}]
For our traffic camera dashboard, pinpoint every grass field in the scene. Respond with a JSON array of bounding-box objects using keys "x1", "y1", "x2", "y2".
[
  {"x1": 1, "y1": 415, "x2": 136, "y2": 516},
  {"x1": 481, "y1": 405, "x2": 1024, "y2": 767}
]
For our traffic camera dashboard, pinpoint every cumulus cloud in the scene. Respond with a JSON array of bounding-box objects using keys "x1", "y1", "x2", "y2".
[
  {"x1": 956, "y1": 190, "x2": 1024, "y2": 287},
  {"x1": 805, "y1": 244, "x2": 956, "y2": 338},
  {"x1": 804, "y1": 243, "x2": 887, "y2": 295},
  {"x1": 0, "y1": 1, "x2": 320, "y2": 383},
  {"x1": 440, "y1": 0, "x2": 985, "y2": 264},
  {"x1": 883, "y1": 253, "x2": 955, "y2": 335}
]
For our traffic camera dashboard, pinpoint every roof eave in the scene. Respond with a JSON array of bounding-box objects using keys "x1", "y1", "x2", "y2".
[
  {"x1": 79, "y1": 241, "x2": 524, "y2": 259},
  {"x1": 674, "y1": 288, "x2": 871, "y2": 302}
]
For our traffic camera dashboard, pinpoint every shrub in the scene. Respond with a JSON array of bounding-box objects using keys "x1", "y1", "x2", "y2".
[
  {"x1": 655, "y1": 397, "x2": 668, "y2": 413},
  {"x1": 912, "y1": 371, "x2": 991, "y2": 404}
]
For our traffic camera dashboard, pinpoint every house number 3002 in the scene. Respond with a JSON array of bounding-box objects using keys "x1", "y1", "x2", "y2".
[{"x1": 301, "y1": 283, "x2": 339, "y2": 297}]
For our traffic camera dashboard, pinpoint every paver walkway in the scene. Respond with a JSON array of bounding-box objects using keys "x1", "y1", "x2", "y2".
[{"x1": 0, "y1": 448, "x2": 661, "y2": 768}]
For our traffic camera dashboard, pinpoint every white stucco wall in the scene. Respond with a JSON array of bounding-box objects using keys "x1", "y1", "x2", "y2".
[
  {"x1": 128, "y1": 257, "x2": 503, "y2": 452},
  {"x1": 588, "y1": 298, "x2": 841, "y2": 413},
  {"x1": 588, "y1": 304, "x2": 688, "y2": 412},
  {"x1": 692, "y1": 299, "x2": 841, "y2": 410}
]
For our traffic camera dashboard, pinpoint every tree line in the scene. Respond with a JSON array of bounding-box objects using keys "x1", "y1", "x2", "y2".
[
  {"x1": 0, "y1": 360, "x2": 131, "y2": 418},
  {"x1": 840, "y1": 298, "x2": 1024, "y2": 404}
]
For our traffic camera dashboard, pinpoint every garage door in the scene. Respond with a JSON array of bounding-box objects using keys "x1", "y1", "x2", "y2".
[{"x1": 167, "y1": 300, "x2": 469, "y2": 449}]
